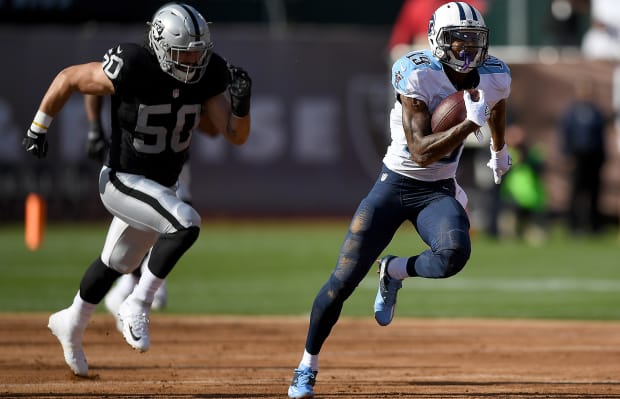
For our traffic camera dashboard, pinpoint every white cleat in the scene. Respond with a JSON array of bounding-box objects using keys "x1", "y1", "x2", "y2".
[
  {"x1": 48, "y1": 309, "x2": 88, "y2": 376},
  {"x1": 118, "y1": 300, "x2": 150, "y2": 352}
]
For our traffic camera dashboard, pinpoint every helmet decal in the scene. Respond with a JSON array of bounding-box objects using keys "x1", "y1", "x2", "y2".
[{"x1": 428, "y1": 14, "x2": 435, "y2": 36}]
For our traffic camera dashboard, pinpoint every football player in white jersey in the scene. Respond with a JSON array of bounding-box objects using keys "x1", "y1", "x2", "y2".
[
  {"x1": 23, "y1": 3, "x2": 251, "y2": 377},
  {"x1": 288, "y1": 2, "x2": 511, "y2": 397}
]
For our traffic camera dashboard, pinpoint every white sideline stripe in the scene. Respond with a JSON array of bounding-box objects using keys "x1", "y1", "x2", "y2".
[{"x1": 360, "y1": 277, "x2": 620, "y2": 292}]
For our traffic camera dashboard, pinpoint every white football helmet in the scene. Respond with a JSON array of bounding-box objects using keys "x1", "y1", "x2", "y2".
[
  {"x1": 148, "y1": 3, "x2": 214, "y2": 83},
  {"x1": 428, "y1": 2, "x2": 489, "y2": 73}
]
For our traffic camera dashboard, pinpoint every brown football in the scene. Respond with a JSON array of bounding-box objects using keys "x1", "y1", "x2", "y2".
[{"x1": 431, "y1": 89, "x2": 478, "y2": 133}]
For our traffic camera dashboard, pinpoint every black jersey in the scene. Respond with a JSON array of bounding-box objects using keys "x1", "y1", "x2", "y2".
[{"x1": 101, "y1": 43, "x2": 229, "y2": 186}]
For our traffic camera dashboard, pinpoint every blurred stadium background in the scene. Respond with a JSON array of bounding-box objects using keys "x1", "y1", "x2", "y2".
[{"x1": 0, "y1": 0, "x2": 618, "y2": 234}]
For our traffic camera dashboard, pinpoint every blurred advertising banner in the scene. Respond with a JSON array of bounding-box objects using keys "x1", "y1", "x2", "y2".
[
  {"x1": 0, "y1": 25, "x2": 391, "y2": 220},
  {"x1": 0, "y1": 25, "x2": 617, "y2": 220}
]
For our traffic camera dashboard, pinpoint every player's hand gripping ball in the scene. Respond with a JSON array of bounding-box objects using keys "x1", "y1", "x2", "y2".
[
  {"x1": 431, "y1": 89, "x2": 486, "y2": 132},
  {"x1": 463, "y1": 89, "x2": 489, "y2": 127},
  {"x1": 431, "y1": 90, "x2": 469, "y2": 133}
]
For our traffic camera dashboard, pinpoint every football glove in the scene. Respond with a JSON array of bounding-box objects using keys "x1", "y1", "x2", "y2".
[
  {"x1": 22, "y1": 129, "x2": 48, "y2": 159},
  {"x1": 486, "y1": 143, "x2": 512, "y2": 184},
  {"x1": 228, "y1": 64, "x2": 252, "y2": 117},
  {"x1": 463, "y1": 89, "x2": 490, "y2": 127},
  {"x1": 86, "y1": 122, "x2": 109, "y2": 163}
]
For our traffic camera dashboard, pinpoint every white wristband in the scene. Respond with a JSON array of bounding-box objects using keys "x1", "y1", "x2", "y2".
[{"x1": 30, "y1": 110, "x2": 53, "y2": 134}]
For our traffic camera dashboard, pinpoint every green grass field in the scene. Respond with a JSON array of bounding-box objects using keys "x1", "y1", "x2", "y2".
[{"x1": 1, "y1": 220, "x2": 619, "y2": 319}]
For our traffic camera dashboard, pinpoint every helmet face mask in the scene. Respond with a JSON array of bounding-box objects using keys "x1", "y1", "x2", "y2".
[
  {"x1": 428, "y1": 2, "x2": 489, "y2": 73},
  {"x1": 148, "y1": 3, "x2": 214, "y2": 83},
  {"x1": 167, "y1": 44, "x2": 212, "y2": 82}
]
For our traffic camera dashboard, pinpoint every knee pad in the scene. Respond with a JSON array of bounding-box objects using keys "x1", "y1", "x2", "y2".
[
  {"x1": 106, "y1": 248, "x2": 150, "y2": 275},
  {"x1": 101, "y1": 218, "x2": 158, "y2": 274},
  {"x1": 437, "y1": 229, "x2": 471, "y2": 277},
  {"x1": 174, "y1": 202, "x2": 201, "y2": 230}
]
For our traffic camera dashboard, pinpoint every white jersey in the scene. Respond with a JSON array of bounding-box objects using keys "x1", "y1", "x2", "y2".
[{"x1": 383, "y1": 49, "x2": 511, "y2": 181}]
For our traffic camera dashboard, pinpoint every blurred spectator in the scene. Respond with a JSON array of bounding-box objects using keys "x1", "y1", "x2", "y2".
[
  {"x1": 581, "y1": 0, "x2": 620, "y2": 60},
  {"x1": 559, "y1": 79, "x2": 607, "y2": 235},
  {"x1": 548, "y1": 0, "x2": 590, "y2": 46},
  {"x1": 501, "y1": 124, "x2": 547, "y2": 244},
  {"x1": 580, "y1": 0, "x2": 620, "y2": 154},
  {"x1": 388, "y1": 0, "x2": 488, "y2": 61}
]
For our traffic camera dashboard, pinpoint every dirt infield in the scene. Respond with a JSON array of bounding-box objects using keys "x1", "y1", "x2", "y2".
[{"x1": 1, "y1": 314, "x2": 619, "y2": 398}]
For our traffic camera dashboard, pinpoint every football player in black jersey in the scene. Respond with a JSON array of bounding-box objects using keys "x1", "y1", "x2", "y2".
[
  {"x1": 23, "y1": 2, "x2": 251, "y2": 377},
  {"x1": 84, "y1": 94, "x2": 182, "y2": 330}
]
